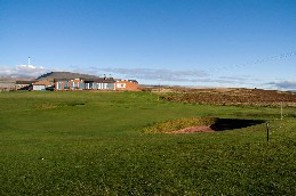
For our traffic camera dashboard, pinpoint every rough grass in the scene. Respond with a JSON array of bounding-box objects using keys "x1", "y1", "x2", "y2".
[{"x1": 0, "y1": 91, "x2": 296, "y2": 195}]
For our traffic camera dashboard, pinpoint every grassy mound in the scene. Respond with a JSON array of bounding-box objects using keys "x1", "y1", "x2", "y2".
[{"x1": 143, "y1": 117, "x2": 217, "y2": 133}]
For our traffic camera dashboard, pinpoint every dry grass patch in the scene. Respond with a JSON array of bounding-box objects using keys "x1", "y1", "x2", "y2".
[{"x1": 143, "y1": 117, "x2": 217, "y2": 133}]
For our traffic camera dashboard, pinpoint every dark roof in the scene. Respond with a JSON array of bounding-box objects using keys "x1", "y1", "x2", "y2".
[
  {"x1": 54, "y1": 79, "x2": 70, "y2": 82},
  {"x1": 55, "y1": 78, "x2": 85, "y2": 82},
  {"x1": 16, "y1": 80, "x2": 37, "y2": 84},
  {"x1": 85, "y1": 78, "x2": 116, "y2": 83},
  {"x1": 128, "y1": 80, "x2": 138, "y2": 83},
  {"x1": 33, "y1": 80, "x2": 53, "y2": 85}
]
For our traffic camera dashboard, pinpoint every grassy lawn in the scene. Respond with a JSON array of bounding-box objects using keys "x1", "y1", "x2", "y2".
[{"x1": 0, "y1": 91, "x2": 296, "y2": 195}]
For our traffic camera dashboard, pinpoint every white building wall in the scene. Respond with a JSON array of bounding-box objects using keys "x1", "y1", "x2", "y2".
[
  {"x1": 116, "y1": 83, "x2": 126, "y2": 89},
  {"x1": 33, "y1": 85, "x2": 46, "y2": 91}
]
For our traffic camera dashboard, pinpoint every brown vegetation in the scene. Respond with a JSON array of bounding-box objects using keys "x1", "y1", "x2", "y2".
[{"x1": 161, "y1": 88, "x2": 296, "y2": 107}]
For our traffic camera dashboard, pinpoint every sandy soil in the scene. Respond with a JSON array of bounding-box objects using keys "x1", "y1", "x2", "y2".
[{"x1": 169, "y1": 125, "x2": 215, "y2": 134}]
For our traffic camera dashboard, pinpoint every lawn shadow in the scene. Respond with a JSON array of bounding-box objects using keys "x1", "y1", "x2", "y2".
[{"x1": 210, "y1": 118, "x2": 265, "y2": 131}]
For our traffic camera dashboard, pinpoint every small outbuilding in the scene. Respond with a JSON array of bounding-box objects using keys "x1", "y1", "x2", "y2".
[
  {"x1": 0, "y1": 81, "x2": 15, "y2": 91},
  {"x1": 16, "y1": 80, "x2": 36, "y2": 90},
  {"x1": 115, "y1": 80, "x2": 140, "y2": 91},
  {"x1": 32, "y1": 80, "x2": 53, "y2": 91}
]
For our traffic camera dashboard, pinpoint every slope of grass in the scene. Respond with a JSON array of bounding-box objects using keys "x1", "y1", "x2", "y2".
[{"x1": 0, "y1": 91, "x2": 296, "y2": 195}]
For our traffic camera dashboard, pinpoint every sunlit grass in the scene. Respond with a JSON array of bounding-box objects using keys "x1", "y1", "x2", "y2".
[{"x1": 0, "y1": 91, "x2": 295, "y2": 195}]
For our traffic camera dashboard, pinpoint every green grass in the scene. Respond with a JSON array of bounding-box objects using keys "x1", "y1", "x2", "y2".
[{"x1": 0, "y1": 91, "x2": 296, "y2": 195}]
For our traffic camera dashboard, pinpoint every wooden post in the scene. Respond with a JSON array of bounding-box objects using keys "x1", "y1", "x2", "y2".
[
  {"x1": 266, "y1": 123, "x2": 270, "y2": 142},
  {"x1": 280, "y1": 102, "x2": 283, "y2": 121}
]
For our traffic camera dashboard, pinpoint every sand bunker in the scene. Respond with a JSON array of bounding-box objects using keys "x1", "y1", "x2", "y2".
[
  {"x1": 168, "y1": 119, "x2": 266, "y2": 134},
  {"x1": 169, "y1": 125, "x2": 215, "y2": 134}
]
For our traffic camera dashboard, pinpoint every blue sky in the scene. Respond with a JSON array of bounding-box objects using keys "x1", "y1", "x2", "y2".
[{"x1": 0, "y1": 0, "x2": 296, "y2": 89}]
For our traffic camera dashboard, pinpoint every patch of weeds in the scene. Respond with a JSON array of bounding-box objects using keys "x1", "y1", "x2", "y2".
[
  {"x1": 60, "y1": 101, "x2": 86, "y2": 107},
  {"x1": 35, "y1": 103, "x2": 58, "y2": 110},
  {"x1": 143, "y1": 117, "x2": 217, "y2": 133}
]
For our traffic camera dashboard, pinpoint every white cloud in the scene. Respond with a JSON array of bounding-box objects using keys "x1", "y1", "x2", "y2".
[
  {"x1": 16, "y1": 64, "x2": 45, "y2": 73},
  {"x1": 0, "y1": 64, "x2": 47, "y2": 78},
  {"x1": 1, "y1": 64, "x2": 291, "y2": 90},
  {"x1": 267, "y1": 81, "x2": 296, "y2": 90},
  {"x1": 91, "y1": 67, "x2": 268, "y2": 89},
  {"x1": 99, "y1": 67, "x2": 208, "y2": 82}
]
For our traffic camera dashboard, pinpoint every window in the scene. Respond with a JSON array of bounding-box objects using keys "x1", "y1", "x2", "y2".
[{"x1": 117, "y1": 83, "x2": 126, "y2": 88}]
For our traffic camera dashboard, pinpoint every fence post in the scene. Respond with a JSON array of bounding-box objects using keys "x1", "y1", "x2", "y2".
[
  {"x1": 266, "y1": 123, "x2": 270, "y2": 142},
  {"x1": 281, "y1": 102, "x2": 283, "y2": 121}
]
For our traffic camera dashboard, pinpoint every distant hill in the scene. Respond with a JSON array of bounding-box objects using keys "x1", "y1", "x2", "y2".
[
  {"x1": 0, "y1": 76, "x2": 16, "y2": 82},
  {"x1": 36, "y1": 72, "x2": 99, "y2": 81}
]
